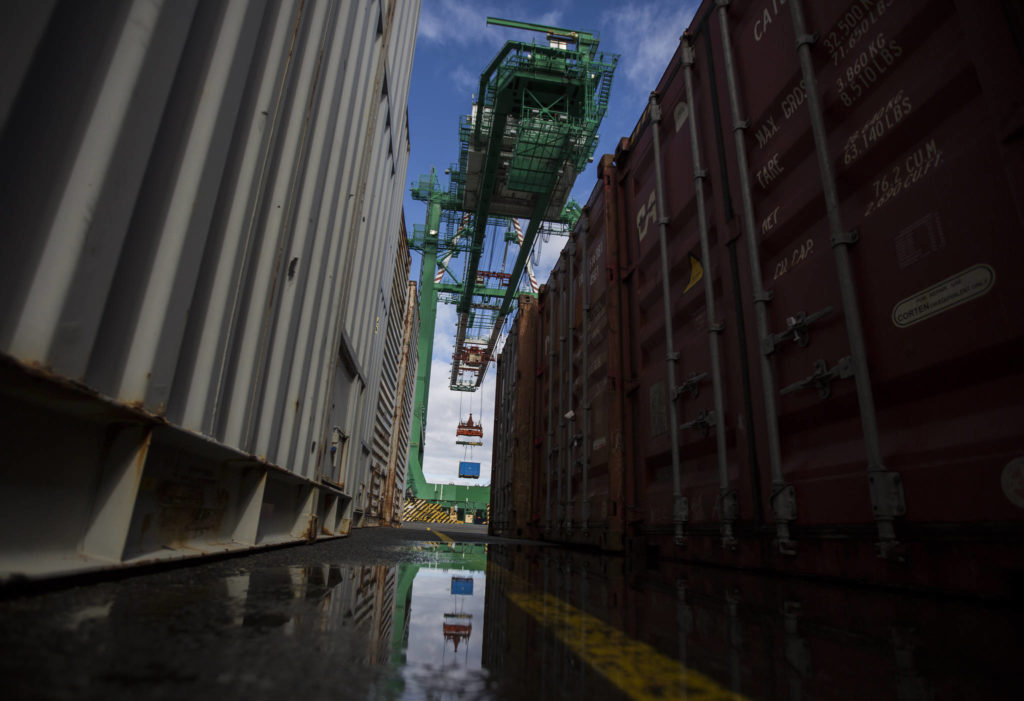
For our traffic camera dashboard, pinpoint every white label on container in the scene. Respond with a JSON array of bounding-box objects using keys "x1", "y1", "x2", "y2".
[
  {"x1": 674, "y1": 101, "x2": 689, "y2": 132},
  {"x1": 891, "y1": 263, "x2": 995, "y2": 328}
]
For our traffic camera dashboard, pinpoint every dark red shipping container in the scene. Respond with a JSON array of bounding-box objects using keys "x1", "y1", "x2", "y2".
[
  {"x1": 490, "y1": 296, "x2": 538, "y2": 539},
  {"x1": 504, "y1": 153, "x2": 635, "y2": 550},
  {"x1": 491, "y1": 0, "x2": 1024, "y2": 596}
]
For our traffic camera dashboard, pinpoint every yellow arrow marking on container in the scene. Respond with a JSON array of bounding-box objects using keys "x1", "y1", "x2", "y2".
[
  {"x1": 683, "y1": 254, "x2": 704, "y2": 294},
  {"x1": 427, "y1": 527, "x2": 454, "y2": 545},
  {"x1": 494, "y1": 563, "x2": 748, "y2": 701}
]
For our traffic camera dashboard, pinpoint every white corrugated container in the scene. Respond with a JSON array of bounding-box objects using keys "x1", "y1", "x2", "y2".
[
  {"x1": 0, "y1": 0, "x2": 421, "y2": 580},
  {"x1": 365, "y1": 225, "x2": 413, "y2": 524},
  {"x1": 388, "y1": 280, "x2": 420, "y2": 524}
]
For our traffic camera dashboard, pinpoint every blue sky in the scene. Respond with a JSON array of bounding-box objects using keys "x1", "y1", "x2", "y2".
[{"x1": 405, "y1": 0, "x2": 700, "y2": 485}]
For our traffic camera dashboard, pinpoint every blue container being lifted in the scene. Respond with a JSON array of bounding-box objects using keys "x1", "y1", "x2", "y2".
[
  {"x1": 451, "y1": 577, "x2": 474, "y2": 596},
  {"x1": 458, "y1": 461, "x2": 481, "y2": 479}
]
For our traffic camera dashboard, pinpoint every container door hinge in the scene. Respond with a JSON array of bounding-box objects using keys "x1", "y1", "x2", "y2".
[
  {"x1": 674, "y1": 496, "x2": 689, "y2": 546},
  {"x1": 721, "y1": 489, "x2": 739, "y2": 521},
  {"x1": 675, "y1": 371, "x2": 708, "y2": 399},
  {"x1": 831, "y1": 228, "x2": 859, "y2": 248},
  {"x1": 682, "y1": 43, "x2": 697, "y2": 69},
  {"x1": 681, "y1": 409, "x2": 716, "y2": 438},
  {"x1": 771, "y1": 483, "x2": 798, "y2": 554},
  {"x1": 763, "y1": 306, "x2": 833, "y2": 355},
  {"x1": 780, "y1": 356, "x2": 853, "y2": 399},
  {"x1": 771, "y1": 484, "x2": 797, "y2": 521},
  {"x1": 649, "y1": 98, "x2": 662, "y2": 122},
  {"x1": 720, "y1": 489, "x2": 739, "y2": 550},
  {"x1": 795, "y1": 33, "x2": 818, "y2": 49},
  {"x1": 869, "y1": 471, "x2": 906, "y2": 519},
  {"x1": 869, "y1": 469, "x2": 907, "y2": 559}
]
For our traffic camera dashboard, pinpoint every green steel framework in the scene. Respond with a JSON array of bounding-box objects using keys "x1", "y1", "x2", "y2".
[{"x1": 406, "y1": 17, "x2": 617, "y2": 511}]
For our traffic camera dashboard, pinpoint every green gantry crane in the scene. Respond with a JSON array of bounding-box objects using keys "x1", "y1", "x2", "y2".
[{"x1": 405, "y1": 17, "x2": 617, "y2": 517}]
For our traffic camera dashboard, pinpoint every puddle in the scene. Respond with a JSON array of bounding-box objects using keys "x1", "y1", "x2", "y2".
[{"x1": 0, "y1": 535, "x2": 1018, "y2": 700}]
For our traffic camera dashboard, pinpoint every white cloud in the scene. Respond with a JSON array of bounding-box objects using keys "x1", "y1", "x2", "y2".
[
  {"x1": 598, "y1": 2, "x2": 698, "y2": 99},
  {"x1": 450, "y1": 65, "x2": 478, "y2": 94},
  {"x1": 418, "y1": 0, "x2": 489, "y2": 47},
  {"x1": 418, "y1": 0, "x2": 565, "y2": 48},
  {"x1": 530, "y1": 229, "x2": 568, "y2": 283}
]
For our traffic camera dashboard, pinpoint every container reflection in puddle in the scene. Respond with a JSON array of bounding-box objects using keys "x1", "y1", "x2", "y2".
[{"x1": 392, "y1": 544, "x2": 492, "y2": 698}]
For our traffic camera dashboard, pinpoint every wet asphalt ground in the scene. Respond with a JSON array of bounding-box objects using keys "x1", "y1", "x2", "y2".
[
  {"x1": 0, "y1": 523, "x2": 1018, "y2": 700},
  {"x1": 0, "y1": 524, "x2": 514, "y2": 701}
]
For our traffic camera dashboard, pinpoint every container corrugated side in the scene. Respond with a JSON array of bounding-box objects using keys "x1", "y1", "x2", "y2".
[
  {"x1": 617, "y1": 28, "x2": 761, "y2": 552},
  {"x1": 0, "y1": 0, "x2": 421, "y2": 580},
  {"x1": 332, "y1": 4, "x2": 415, "y2": 517},
  {"x1": 367, "y1": 228, "x2": 413, "y2": 524},
  {"x1": 536, "y1": 261, "x2": 568, "y2": 536},
  {"x1": 490, "y1": 296, "x2": 538, "y2": 538},
  {"x1": 492, "y1": 0, "x2": 1024, "y2": 596},
  {"x1": 490, "y1": 313, "x2": 515, "y2": 535},
  {"x1": 700, "y1": 0, "x2": 1024, "y2": 588},
  {"x1": 532, "y1": 157, "x2": 633, "y2": 549},
  {"x1": 382, "y1": 280, "x2": 420, "y2": 525}
]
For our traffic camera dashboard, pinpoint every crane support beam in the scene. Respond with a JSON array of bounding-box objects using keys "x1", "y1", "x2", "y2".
[
  {"x1": 434, "y1": 257, "x2": 456, "y2": 284},
  {"x1": 406, "y1": 179, "x2": 443, "y2": 498},
  {"x1": 486, "y1": 16, "x2": 594, "y2": 45},
  {"x1": 472, "y1": 183, "x2": 558, "y2": 388},
  {"x1": 436, "y1": 284, "x2": 514, "y2": 299},
  {"x1": 499, "y1": 195, "x2": 555, "y2": 318}
]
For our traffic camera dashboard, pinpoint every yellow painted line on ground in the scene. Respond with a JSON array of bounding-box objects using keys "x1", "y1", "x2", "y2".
[
  {"x1": 426, "y1": 527, "x2": 454, "y2": 545},
  {"x1": 494, "y1": 563, "x2": 749, "y2": 701}
]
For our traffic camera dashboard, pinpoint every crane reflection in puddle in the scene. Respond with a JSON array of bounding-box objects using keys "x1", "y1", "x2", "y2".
[{"x1": 391, "y1": 542, "x2": 489, "y2": 698}]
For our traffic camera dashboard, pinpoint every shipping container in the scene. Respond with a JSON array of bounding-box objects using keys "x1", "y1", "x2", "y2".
[
  {"x1": 490, "y1": 296, "x2": 538, "y2": 538},
  {"x1": 458, "y1": 461, "x2": 482, "y2": 479},
  {"x1": 382, "y1": 280, "x2": 421, "y2": 525},
  {"x1": 366, "y1": 227, "x2": 417, "y2": 525},
  {"x1": 492, "y1": 0, "x2": 1024, "y2": 596},
  {"x1": 0, "y1": 0, "x2": 421, "y2": 580}
]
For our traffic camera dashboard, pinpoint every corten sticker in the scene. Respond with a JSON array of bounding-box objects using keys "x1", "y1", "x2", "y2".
[{"x1": 891, "y1": 263, "x2": 995, "y2": 328}]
